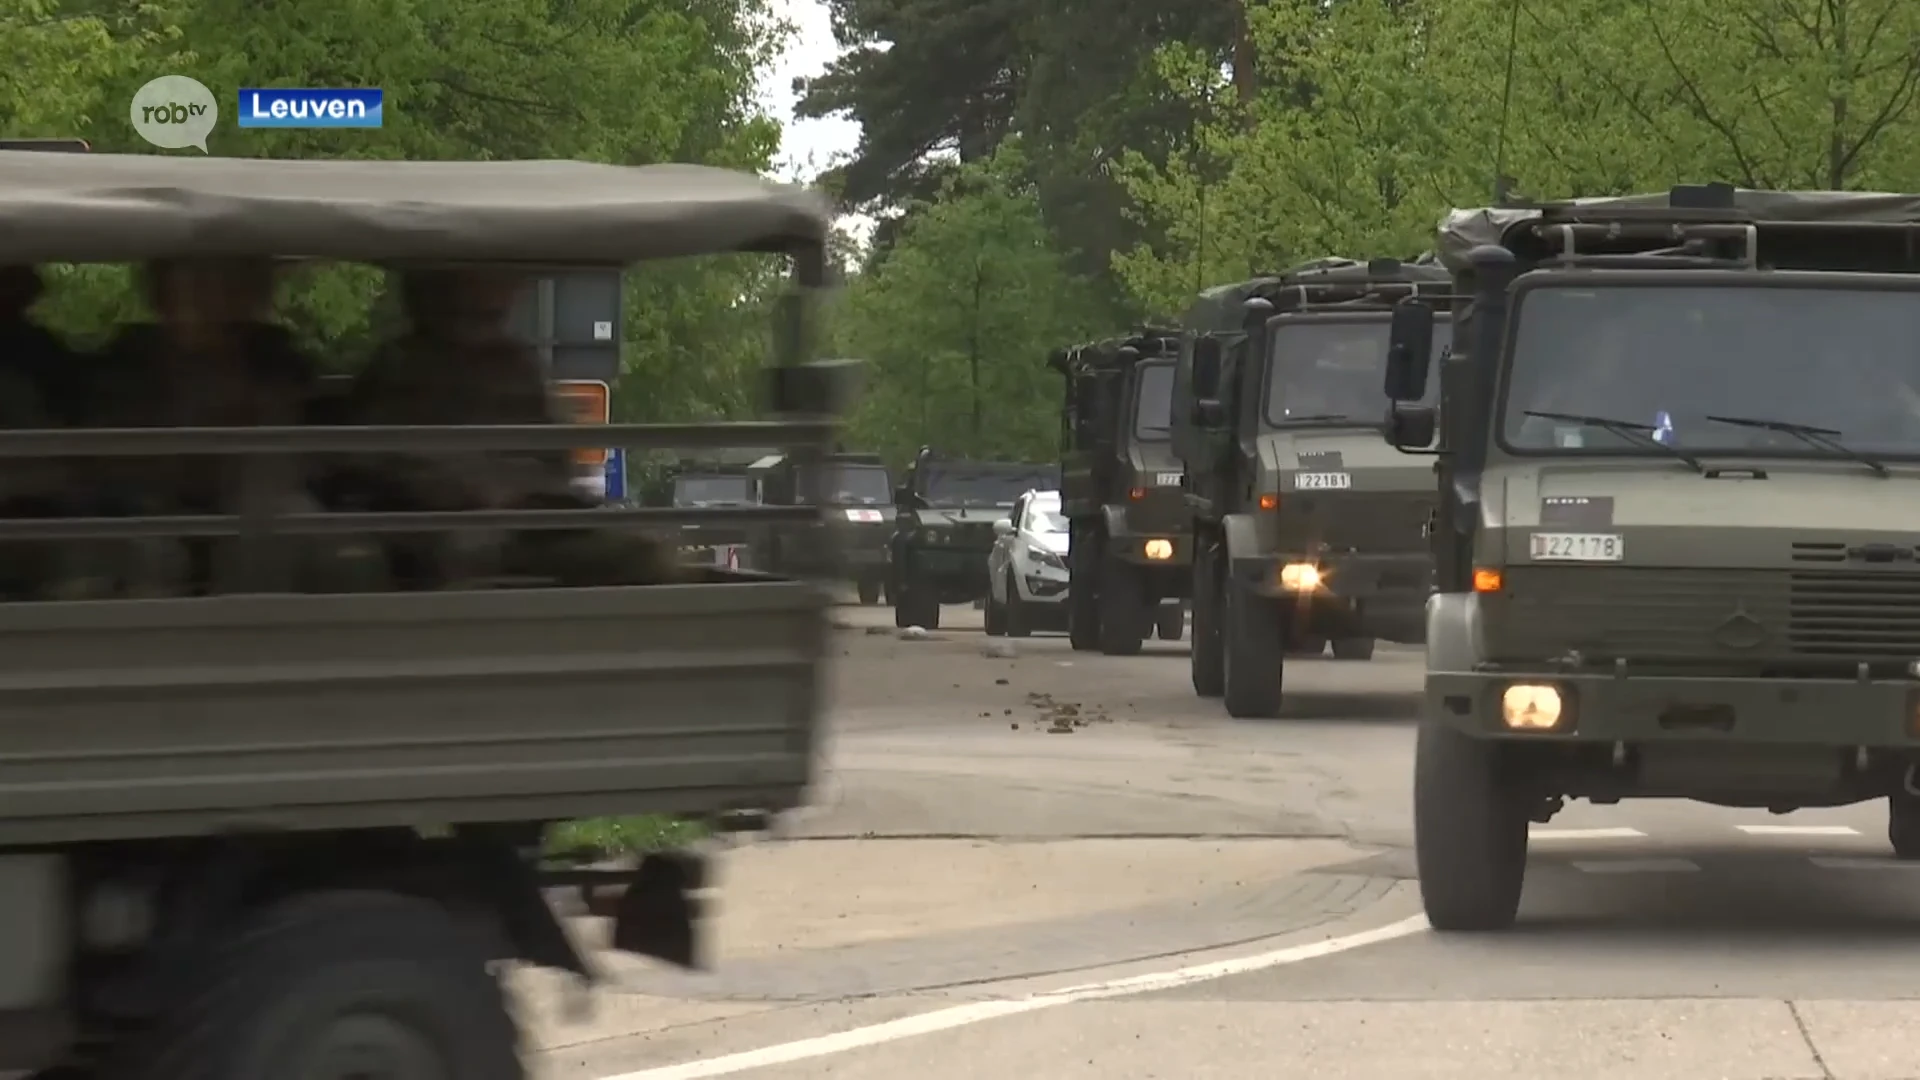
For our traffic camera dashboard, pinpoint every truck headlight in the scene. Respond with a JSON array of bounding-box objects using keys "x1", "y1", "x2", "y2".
[
  {"x1": 1500, "y1": 683, "x2": 1566, "y2": 731},
  {"x1": 1143, "y1": 539, "x2": 1174, "y2": 560},
  {"x1": 1278, "y1": 563, "x2": 1321, "y2": 591}
]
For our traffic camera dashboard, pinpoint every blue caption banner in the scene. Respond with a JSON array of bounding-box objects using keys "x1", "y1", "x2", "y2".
[{"x1": 237, "y1": 88, "x2": 383, "y2": 129}]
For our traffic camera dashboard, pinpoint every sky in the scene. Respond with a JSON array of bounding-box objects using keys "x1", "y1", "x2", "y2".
[{"x1": 758, "y1": 0, "x2": 861, "y2": 183}]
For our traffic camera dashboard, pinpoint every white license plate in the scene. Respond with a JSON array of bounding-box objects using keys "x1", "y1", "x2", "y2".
[
  {"x1": 844, "y1": 508, "x2": 884, "y2": 522},
  {"x1": 1156, "y1": 471, "x2": 1183, "y2": 486},
  {"x1": 1529, "y1": 532, "x2": 1623, "y2": 561},
  {"x1": 1295, "y1": 472, "x2": 1351, "y2": 490}
]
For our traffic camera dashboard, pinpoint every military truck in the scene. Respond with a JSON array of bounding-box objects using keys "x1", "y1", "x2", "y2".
[
  {"x1": 0, "y1": 149, "x2": 848, "y2": 1076},
  {"x1": 1050, "y1": 331, "x2": 1191, "y2": 654},
  {"x1": 754, "y1": 449, "x2": 894, "y2": 602},
  {"x1": 890, "y1": 446, "x2": 1055, "y2": 629},
  {"x1": 1381, "y1": 183, "x2": 1920, "y2": 932},
  {"x1": 1171, "y1": 257, "x2": 1453, "y2": 717},
  {"x1": 654, "y1": 448, "x2": 773, "y2": 568}
]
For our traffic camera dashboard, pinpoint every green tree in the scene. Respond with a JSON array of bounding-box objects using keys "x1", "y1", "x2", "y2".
[{"x1": 835, "y1": 145, "x2": 1103, "y2": 464}]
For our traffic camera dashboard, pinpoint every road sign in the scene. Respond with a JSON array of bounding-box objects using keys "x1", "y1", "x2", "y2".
[
  {"x1": 551, "y1": 379, "x2": 610, "y2": 468},
  {"x1": 604, "y1": 448, "x2": 626, "y2": 501}
]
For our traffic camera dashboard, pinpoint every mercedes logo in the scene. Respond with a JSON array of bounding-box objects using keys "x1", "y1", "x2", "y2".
[{"x1": 1712, "y1": 604, "x2": 1768, "y2": 650}]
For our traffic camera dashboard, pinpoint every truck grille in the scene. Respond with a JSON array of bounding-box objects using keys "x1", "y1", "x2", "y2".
[
  {"x1": 1487, "y1": 567, "x2": 1920, "y2": 663},
  {"x1": 1282, "y1": 491, "x2": 1432, "y2": 555}
]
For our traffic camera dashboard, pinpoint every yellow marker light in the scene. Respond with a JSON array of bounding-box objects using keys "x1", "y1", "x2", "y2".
[
  {"x1": 1473, "y1": 567, "x2": 1503, "y2": 593},
  {"x1": 1278, "y1": 563, "x2": 1321, "y2": 591},
  {"x1": 1143, "y1": 539, "x2": 1174, "y2": 560},
  {"x1": 1258, "y1": 493, "x2": 1279, "y2": 511},
  {"x1": 1501, "y1": 684, "x2": 1563, "y2": 730}
]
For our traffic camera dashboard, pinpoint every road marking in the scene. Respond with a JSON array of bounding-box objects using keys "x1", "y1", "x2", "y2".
[
  {"x1": 1571, "y1": 858, "x2": 1700, "y2": 873},
  {"x1": 600, "y1": 913, "x2": 1431, "y2": 1079},
  {"x1": 1529, "y1": 827, "x2": 1645, "y2": 839},
  {"x1": 1736, "y1": 824, "x2": 1859, "y2": 836},
  {"x1": 1810, "y1": 856, "x2": 1920, "y2": 871}
]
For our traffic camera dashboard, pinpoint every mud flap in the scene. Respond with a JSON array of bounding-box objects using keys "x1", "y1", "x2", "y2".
[{"x1": 610, "y1": 851, "x2": 707, "y2": 969}]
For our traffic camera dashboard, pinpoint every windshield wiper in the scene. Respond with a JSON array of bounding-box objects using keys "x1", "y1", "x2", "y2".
[
  {"x1": 1703, "y1": 414, "x2": 1889, "y2": 477},
  {"x1": 1278, "y1": 412, "x2": 1354, "y2": 424},
  {"x1": 1523, "y1": 410, "x2": 1705, "y2": 473}
]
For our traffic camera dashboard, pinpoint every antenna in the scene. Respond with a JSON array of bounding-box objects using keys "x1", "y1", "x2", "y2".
[{"x1": 1492, "y1": 0, "x2": 1523, "y2": 201}]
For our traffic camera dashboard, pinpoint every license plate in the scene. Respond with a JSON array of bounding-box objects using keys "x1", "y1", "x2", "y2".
[
  {"x1": 1295, "y1": 472, "x2": 1351, "y2": 490},
  {"x1": 1529, "y1": 532, "x2": 1623, "y2": 561},
  {"x1": 1156, "y1": 471, "x2": 1183, "y2": 486},
  {"x1": 844, "y1": 508, "x2": 884, "y2": 522}
]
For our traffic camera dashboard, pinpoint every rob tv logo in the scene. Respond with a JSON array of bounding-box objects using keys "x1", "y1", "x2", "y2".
[{"x1": 238, "y1": 88, "x2": 384, "y2": 128}]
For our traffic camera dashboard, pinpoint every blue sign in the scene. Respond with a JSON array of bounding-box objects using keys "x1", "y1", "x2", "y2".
[
  {"x1": 237, "y1": 88, "x2": 383, "y2": 128},
  {"x1": 604, "y1": 448, "x2": 625, "y2": 502}
]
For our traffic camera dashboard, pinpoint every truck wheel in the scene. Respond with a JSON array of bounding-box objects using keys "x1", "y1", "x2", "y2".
[
  {"x1": 983, "y1": 584, "x2": 1007, "y2": 636},
  {"x1": 1067, "y1": 526, "x2": 1100, "y2": 652},
  {"x1": 1190, "y1": 544, "x2": 1224, "y2": 698},
  {"x1": 857, "y1": 577, "x2": 882, "y2": 605},
  {"x1": 1098, "y1": 557, "x2": 1149, "y2": 656},
  {"x1": 1332, "y1": 636, "x2": 1375, "y2": 661},
  {"x1": 1889, "y1": 792, "x2": 1920, "y2": 858},
  {"x1": 1004, "y1": 570, "x2": 1033, "y2": 638},
  {"x1": 108, "y1": 890, "x2": 521, "y2": 1080},
  {"x1": 1222, "y1": 581, "x2": 1283, "y2": 718},
  {"x1": 1290, "y1": 635, "x2": 1327, "y2": 657},
  {"x1": 895, "y1": 573, "x2": 939, "y2": 630},
  {"x1": 1155, "y1": 603, "x2": 1185, "y2": 641},
  {"x1": 1414, "y1": 722, "x2": 1529, "y2": 931}
]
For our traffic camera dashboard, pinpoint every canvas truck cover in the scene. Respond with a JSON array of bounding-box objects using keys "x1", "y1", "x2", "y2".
[
  {"x1": 0, "y1": 151, "x2": 831, "y2": 264},
  {"x1": 1437, "y1": 189, "x2": 1920, "y2": 269}
]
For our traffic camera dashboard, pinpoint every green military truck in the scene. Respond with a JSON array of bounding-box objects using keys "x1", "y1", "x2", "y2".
[
  {"x1": 653, "y1": 449, "x2": 773, "y2": 569},
  {"x1": 1382, "y1": 183, "x2": 1920, "y2": 931},
  {"x1": 1051, "y1": 331, "x2": 1191, "y2": 654},
  {"x1": 0, "y1": 149, "x2": 848, "y2": 1077},
  {"x1": 754, "y1": 449, "x2": 894, "y2": 602},
  {"x1": 1171, "y1": 258, "x2": 1453, "y2": 718},
  {"x1": 890, "y1": 446, "x2": 1055, "y2": 630}
]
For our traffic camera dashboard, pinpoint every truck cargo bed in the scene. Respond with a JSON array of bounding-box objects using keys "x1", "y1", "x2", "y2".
[{"x1": 0, "y1": 574, "x2": 825, "y2": 845}]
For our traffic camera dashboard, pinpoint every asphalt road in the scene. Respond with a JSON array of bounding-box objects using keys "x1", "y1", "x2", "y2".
[{"x1": 529, "y1": 601, "x2": 1920, "y2": 1080}]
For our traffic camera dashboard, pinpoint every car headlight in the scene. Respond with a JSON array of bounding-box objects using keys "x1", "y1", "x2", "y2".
[{"x1": 1026, "y1": 544, "x2": 1065, "y2": 569}]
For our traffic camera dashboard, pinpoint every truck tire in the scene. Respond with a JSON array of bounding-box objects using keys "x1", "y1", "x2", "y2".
[
  {"x1": 1414, "y1": 722, "x2": 1529, "y2": 931},
  {"x1": 1222, "y1": 581, "x2": 1283, "y2": 718},
  {"x1": 1155, "y1": 603, "x2": 1185, "y2": 641},
  {"x1": 107, "y1": 889, "x2": 521, "y2": 1080},
  {"x1": 1098, "y1": 557, "x2": 1149, "y2": 656},
  {"x1": 1067, "y1": 525, "x2": 1100, "y2": 652},
  {"x1": 1003, "y1": 570, "x2": 1033, "y2": 638},
  {"x1": 1190, "y1": 544, "x2": 1224, "y2": 697},
  {"x1": 1290, "y1": 635, "x2": 1326, "y2": 657},
  {"x1": 1890, "y1": 792, "x2": 1920, "y2": 858},
  {"x1": 895, "y1": 573, "x2": 939, "y2": 630},
  {"x1": 1332, "y1": 636, "x2": 1375, "y2": 661},
  {"x1": 857, "y1": 577, "x2": 882, "y2": 605},
  {"x1": 983, "y1": 583, "x2": 1006, "y2": 635}
]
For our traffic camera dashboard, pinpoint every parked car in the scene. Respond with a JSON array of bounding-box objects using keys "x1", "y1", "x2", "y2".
[{"x1": 985, "y1": 489, "x2": 1071, "y2": 636}]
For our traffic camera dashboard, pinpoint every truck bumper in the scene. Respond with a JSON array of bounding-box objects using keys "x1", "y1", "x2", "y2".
[
  {"x1": 1429, "y1": 669, "x2": 1920, "y2": 745},
  {"x1": 1231, "y1": 552, "x2": 1429, "y2": 642}
]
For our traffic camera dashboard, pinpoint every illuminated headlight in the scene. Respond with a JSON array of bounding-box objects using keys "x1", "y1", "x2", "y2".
[
  {"x1": 1278, "y1": 563, "x2": 1321, "y2": 591},
  {"x1": 1143, "y1": 539, "x2": 1174, "y2": 560},
  {"x1": 1500, "y1": 684, "x2": 1565, "y2": 731}
]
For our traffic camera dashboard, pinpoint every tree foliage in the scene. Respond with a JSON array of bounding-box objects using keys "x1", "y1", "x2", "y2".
[{"x1": 832, "y1": 145, "x2": 1103, "y2": 465}]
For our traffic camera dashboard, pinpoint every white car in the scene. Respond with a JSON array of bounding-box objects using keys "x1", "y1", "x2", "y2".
[{"x1": 985, "y1": 490, "x2": 1071, "y2": 636}]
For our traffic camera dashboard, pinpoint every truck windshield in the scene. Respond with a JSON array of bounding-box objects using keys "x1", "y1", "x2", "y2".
[
  {"x1": 1265, "y1": 320, "x2": 1448, "y2": 425},
  {"x1": 1134, "y1": 363, "x2": 1175, "y2": 439},
  {"x1": 797, "y1": 464, "x2": 892, "y2": 505},
  {"x1": 674, "y1": 475, "x2": 755, "y2": 505},
  {"x1": 1501, "y1": 284, "x2": 1920, "y2": 457},
  {"x1": 922, "y1": 468, "x2": 1055, "y2": 507}
]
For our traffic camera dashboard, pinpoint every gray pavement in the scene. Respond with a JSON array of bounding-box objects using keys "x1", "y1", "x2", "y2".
[{"x1": 531, "y1": 602, "x2": 1920, "y2": 1080}]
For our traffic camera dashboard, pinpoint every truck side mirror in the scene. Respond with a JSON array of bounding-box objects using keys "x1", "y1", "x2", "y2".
[
  {"x1": 1384, "y1": 301, "x2": 1435, "y2": 402},
  {"x1": 1386, "y1": 406, "x2": 1437, "y2": 450}
]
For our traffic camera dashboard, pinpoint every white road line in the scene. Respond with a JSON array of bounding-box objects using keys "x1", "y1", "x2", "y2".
[
  {"x1": 1736, "y1": 824, "x2": 1860, "y2": 836},
  {"x1": 1571, "y1": 858, "x2": 1700, "y2": 874},
  {"x1": 1529, "y1": 827, "x2": 1645, "y2": 839},
  {"x1": 600, "y1": 914, "x2": 1431, "y2": 1080},
  {"x1": 1810, "y1": 856, "x2": 1920, "y2": 871}
]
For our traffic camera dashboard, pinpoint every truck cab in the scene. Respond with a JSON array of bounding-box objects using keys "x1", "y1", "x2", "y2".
[
  {"x1": 1172, "y1": 257, "x2": 1453, "y2": 717},
  {"x1": 1051, "y1": 330, "x2": 1192, "y2": 655},
  {"x1": 1385, "y1": 183, "x2": 1920, "y2": 931},
  {"x1": 754, "y1": 450, "x2": 894, "y2": 602}
]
